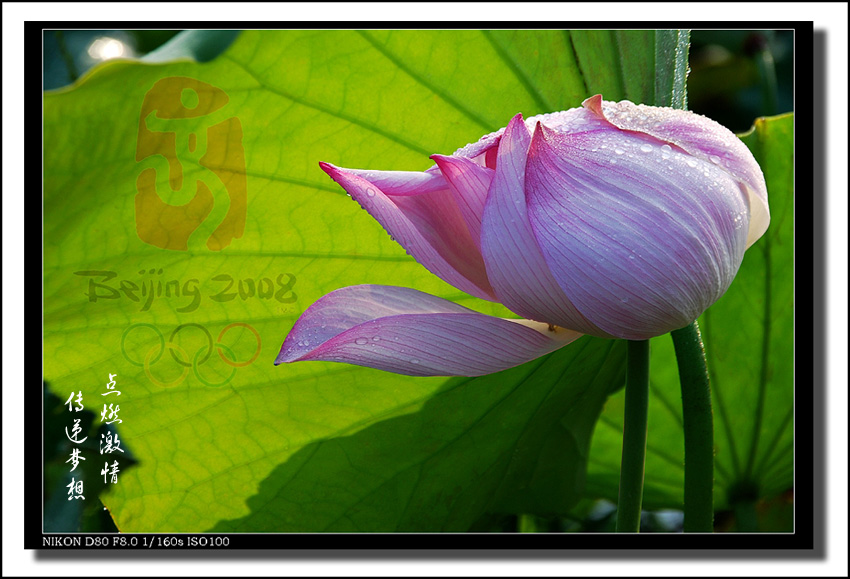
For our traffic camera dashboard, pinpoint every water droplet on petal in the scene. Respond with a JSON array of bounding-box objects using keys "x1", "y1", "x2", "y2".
[
  {"x1": 640, "y1": 144, "x2": 653, "y2": 153},
  {"x1": 372, "y1": 336, "x2": 380, "y2": 342},
  {"x1": 709, "y1": 154, "x2": 721, "y2": 164},
  {"x1": 354, "y1": 337, "x2": 369, "y2": 345},
  {"x1": 365, "y1": 187, "x2": 376, "y2": 197},
  {"x1": 686, "y1": 158, "x2": 698, "y2": 168},
  {"x1": 614, "y1": 148, "x2": 624, "y2": 155},
  {"x1": 410, "y1": 358, "x2": 420, "y2": 364}
]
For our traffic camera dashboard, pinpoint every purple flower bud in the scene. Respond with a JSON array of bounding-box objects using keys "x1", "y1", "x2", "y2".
[{"x1": 277, "y1": 95, "x2": 769, "y2": 376}]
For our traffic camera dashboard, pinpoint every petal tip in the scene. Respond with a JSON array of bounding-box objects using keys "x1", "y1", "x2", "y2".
[
  {"x1": 505, "y1": 112, "x2": 528, "y2": 135},
  {"x1": 274, "y1": 341, "x2": 300, "y2": 365},
  {"x1": 318, "y1": 161, "x2": 340, "y2": 178},
  {"x1": 581, "y1": 94, "x2": 604, "y2": 116},
  {"x1": 529, "y1": 119, "x2": 554, "y2": 152}
]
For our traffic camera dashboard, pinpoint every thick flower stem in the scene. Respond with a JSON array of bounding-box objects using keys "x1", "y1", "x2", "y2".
[
  {"x1": 671, "y1": 321, "x2": 714, "y2": 532},
  {"x1": 615, "y1": 339, "x2": 650, "y2": 533}
]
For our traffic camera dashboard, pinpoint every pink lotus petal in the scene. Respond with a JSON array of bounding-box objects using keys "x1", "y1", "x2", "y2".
[
  {"x1": 430, "y1": 154, "x2": 494, "y2": 250},
  {"x1": 525, "y1": 119, "x2": 749, "y2": 340},
  {"x1": 584, "y1": 95, "x2": 769, "y2": 248},
  {"x1": 320, "y1": 162, "x2": 496, "y2": 301},
  {"x1": 330, "y1": 166, "x2": 447, "y2": 196},
  {"x1": 276, "y1": 285, "x2": 582, "y2": 376},
  {"x1": 479, "y1": 114, "x2": 611, "y2": 336},
  {"x1": 451, "y1": 129, "x2": 504, "y2": 167}
]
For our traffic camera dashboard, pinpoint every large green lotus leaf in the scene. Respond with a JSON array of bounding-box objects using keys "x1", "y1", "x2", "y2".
[
  {"x1": 210, "y1": 338, "x2": 624, "y2": 532},
  {"x1": 44, "y1": 30, "x2": 683, "y2": 532},
  {"x1": 582, "y1": 113, "x2": 795, "y2": 513}
]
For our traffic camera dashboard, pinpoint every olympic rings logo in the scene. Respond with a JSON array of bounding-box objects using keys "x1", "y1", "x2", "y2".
[{"x1": 121, "y1": 322, "x2": 261, "y2": 387}]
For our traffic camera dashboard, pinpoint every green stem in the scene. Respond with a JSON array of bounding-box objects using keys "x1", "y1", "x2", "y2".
[
  {"x1": 671, "y1": 321, "x2": 714, "y2": 532},
  {"x1": 55, "y1": 31, "x2": 79, "y2": 83},
  {"x1": 732, "y1": 500, "x2": 759, "y2": 532},
  {"x1": 615, "y1": 339, "x2": 650, "y2": 533},
  {"x1": 753, "y1": 34, "x2": 779, "y2": 116},
  {"x1": 518, "y1": 514, "x2": 541, "y2": 533}
]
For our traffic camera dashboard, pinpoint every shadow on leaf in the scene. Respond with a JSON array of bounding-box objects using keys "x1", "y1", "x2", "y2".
[{"x1": 210, "y1": 337, "x2": 625, "y2": 532}]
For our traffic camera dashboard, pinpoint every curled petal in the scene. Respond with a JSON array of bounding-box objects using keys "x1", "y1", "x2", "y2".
[
  {"x1": 480, "y1": 114, "x2": 610, "y2": 336},
  {"x1": 450, "y1": 130, "x2": 503, "y2": 168},
  {"x1": 430, "y1": 154, "x2": 493, "y2": 250},
  {"x1": 320, "y1": 163, "x2": 496, "y2": 301},
  {"x1": 526, "y1": 120, "x2": 749, "y2": 340},
  {"x1": 584, "y1": 95, "x2": 769, "y2": 248},
  {"x1": 276, "y1": 285, "x2": 582, "y2": 376}
]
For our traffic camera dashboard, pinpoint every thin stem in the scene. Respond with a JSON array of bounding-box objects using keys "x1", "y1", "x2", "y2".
[
  {"x1": 55, "y1": 31, "x2": 79, "y2": 83},
  {"x1": 752, "y1": 33, "x2": 780, "y2": 116},
  {"x1": 671, "y1": 321, "x2": 714, "y2": 532},
  {"x1": 518, "y1": 514, "x2": 542, "y2": 533},
  {"x1": 615, "y1": 339, "x2": 650, "y2": 533},
  {"x1": 733, "y1": 500, "x2": 759, "y2": 532}
]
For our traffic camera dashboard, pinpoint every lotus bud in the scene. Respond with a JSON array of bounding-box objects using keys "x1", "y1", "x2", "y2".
[{"x1": 277, "y1": 95, "x2": 769, "y2": 376}]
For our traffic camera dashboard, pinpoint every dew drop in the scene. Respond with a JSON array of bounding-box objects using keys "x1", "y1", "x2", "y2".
[
  {"x1": 686, "y1": 158, "x2": 698, "y2": 168},
  {"x1": 410, "y1": 358, "x2": 420, "y2": 364},
  {"x1": 365, "y1": 187, "x2": 376, "y2": 197},
  {"x1": 371, "y1": 336, "x2": 380, "y2": 342},
  {"x1": 640, "y1": 144, "x2": 653, "y2": 153},
  {"x1": 354, "y1": 337, "x2": 369, "y2": 345},
  {"x1": 733, "y1": 214, "x2": 745, "y2": 230},
  {"x1": 614, "y1": 148, "x2": 624, "y2": 155},
  {"x1": 709, "y1": 154, "x2": 721, "y2": 164}
]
